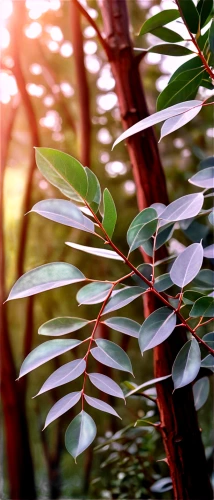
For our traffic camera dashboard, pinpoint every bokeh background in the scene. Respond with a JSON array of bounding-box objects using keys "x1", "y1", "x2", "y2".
[{"x1": 1, "y1": 1, "x2": 213, "y2": 499}]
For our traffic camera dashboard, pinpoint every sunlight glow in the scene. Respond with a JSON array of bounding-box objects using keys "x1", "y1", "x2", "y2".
[
  {"x1": 60, "y1": 42, "x2": 73, "y2": 57},
  {"x1": 0, "y1": 28, "x2": 10, "y2": 49},
  {"x1": 60, "y1": 82, "x2": 74, "y2": 97},
  {"x1": 40, "y1": 110, "x2": 62, "y2": 131},
  {"x1": 84, "y1": 40, "x2": 97, "y2": 55},
  {"x1": 105, "y1": 161, "x2": 127, "y2": 177},
  {"x1": 47, "y1": 40, "x2": 59, "y2": 52},
  {"x1": 43, "y1": 95, "x2": 55, "y2": 107},
  {"x1": 24, "y1": 22, "x2": 42, "y2": 39},
  {"x1": 124, "y1": 181, "x2": 136, "y2": 195},
  {"x1": 26, "y1": 83, "x2": 45, "y2": 97},
  {"x1": 97, "y1": 93, "x2": 118, "y2": 111},
  {"x1": 97, "y1": 128, "x2": 112, "y2": 144},
  {"x1": 30, "y1": 64, "x2": 42, "y2": 75},
  {"x1": 85, "y1": 55, "x2": 101, "y2": 73},
  {"x1": 26, "y1": 0, "x2": 61, "y2": 19},
  {"x1": 0, "y1": 73, "x2": 18, "y2": 104},
  {"x1": 1, "y1": 0, "x2": 13, "y2": 19},
  {"x1": 46, "y1": 25, "x2": 63, "y2": 42}
]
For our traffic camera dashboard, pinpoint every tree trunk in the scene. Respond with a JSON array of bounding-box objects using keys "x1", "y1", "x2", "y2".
[{"x1": 98, "y1": 1, "x2": 212, "y2": 498}]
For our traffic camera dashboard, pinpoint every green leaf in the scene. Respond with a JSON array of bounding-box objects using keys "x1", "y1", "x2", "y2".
[
  {"x1": 189, "y1": 167, "x2": 214, "y2": 189},
  {"x1": 190, "y1": 296, "x2": 214, "y2": 317},
  {"x1": 193, "y1": 377, "x2": 210, "y2": 410},
  {"x1": 35, "y1": 148, "x2": 88, "y2": 202},
  {"x1": 35, "y1": 358, "x2": 86, "y2": 396},
  {"x1": 199, "y1": 156, "x2": 214, "y2": 169},
  {"x1": 179, "y1": 0, "x2": 199, "y2": 33},
  {"x1": 160, "y1": 193, "x2": 204, "y2": 224},
  {"x1": 139, "y1": 10, "x2": 180, "y2": 36},
  {"x1": 102, "y1": 188, "x2": 117, "y2": 239},
  {"x1": 84, "y1": 395, "x2": 121, "y2": 419},
  {"x1": 102, "y1": 286, "x2": 146, "y2": 315},
  {"x1": 85, "y1": 167, "x2": 101, "y2": 212},
  {"x1": 127, "y1": 208, "x2": 158, "y2": 254},
  {"x1": 160, "y1": 105, "x2": 202, "y2": 139},
  {"x1": 112, "y1": 100, "x2": 202, "y2": 148},
  {"x1": 30, "y1": 199, "x2": 94, "y2": 233},
  {"x1": 88, "y1": 372, "x2": 125, "y2": 399},
  {"x1": 169, "y1": 57, "x2": 203, "y2": 83},
  {"x1": 170, "y1": 243, "x2": 203, "y2": 288},
  {"x1": 77, "y1": 282, "x2": 112, "y2": 305},
  {"x1": 183, "y1": 290, "x2": 205, "y2": 305},
  {"x1": 192, "y1": 269, "x2": 214, "y2": 290},
  {"x1": 38, "y1": 317, "x2": 89, "y2": 336},
  {"x1": 203, "y1": 332, "x2": 214, "y2": 348},
  {"x1": 172, "y1": 339, "x2": 201, "y2": 390},
  {"x1": 139, "y1": 307, "x2": 176, "y2": 353},
  {"x1": 102, "y1": 317, "x2": 140, "y2": 338},
  {"x1": 154, "y1": 273, "x2": 174, "y2": 292},
  {"x1": 126, "y1": 375, "x2": 171, "y2": 397},
  {"x1": 132, "y1": 263, "x2": 152, "y2": 287},
  {"x1": 7, "y1": 263, "x2": 85, "y2": 301},
  {"x1": 197, "y1": 0, "x2": 213, "y2": 28},
  {"x1": 156, "y1": 223, "x2": 175, "y2": 249},
  {"x1": 157, "y1": 68, "x2": 204, "y2": 111},
  {"x1": 208, "y1": 211, "x2": 214, "y2": 225},
  {"x1": 149, "y1": 44, "x2": 194, "y2": 56},
  {"x1": 201, "y1": 354, "x2": 214, "y2": 371},
  {"x1": 151, "y1": 27, "x2": 184, "y2": 43},
  {"x1": 65, "y1": 241, "x2": 124, "y2": 261},
  {"x1": 19, "y1": 339, "x2": 81, "y2": 378},
  {"x1": 44, "y1": 391, "x2": 82, "y2": 429},
  {"x1": 92, "y1": 339, "x2": 133, "y2": 374},
  {"x1": 209, "y1": 18, "x2": 214, "y2": 53},
  {"x1": 65, "y1": 411, "x2": 97, "y2": 460}
]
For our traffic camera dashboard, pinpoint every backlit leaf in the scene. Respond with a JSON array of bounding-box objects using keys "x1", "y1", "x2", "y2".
[
  {"x1": 172, "y1": 339, "x2": 201, "y2": 390},
  {"x1": 102, "y1": 317, "x2": 140, "y2": 338},
  {"x1": 126, "y1": 374, "x2": 171, "y2": 397},
  {"x1": 30, "y1": 199, "x2": 94, "y2": 233},
  {"x1": 65, "y1": 411, "x2": 96, "y2": 460},
  {"x1": 7, "y1": 263, "x2": 85, "y2": 300},
  {"x1": 139, "y1": 307, "x2": 176, "y2": 353},
  {"x1": 35, "y1": 358, "x2": 86, "y2": 396},
  {"x1": 190, "y1": 296, "x2": 214, "y2": 317},
  {"x1": 139, "y1": 10, "x2": 180, "y2": 36},
  {"x1": 102, "y1": 188, "x2": 117, "y2": 239},
  {"x1": 77, "y1": 282, "x2": 112, "y2": 305},
  {"x1": 66, "y1": 241, "x2": 124, "y2": 261},
  {"x1": 160, "y1": 193, "x2": 204, "y2": 224},
  {"x1": 189, "y1": 167, "x2": 214, "y2": 188},
  {"x1": 38, "y1": 317, "x2": 89, "y2": 336},
  {"x1": 170, "y1": 243, "x2": 203, "y2": 288},
  {"x1": 160, "y1": 105, "x2": 202, "y2": 140},
  {"x1": 193, "y1": 377, "x2": 210, "y2": 410},
  {"x1": 44, "y1": 391, "x2": 82, "y2": 429},
  {"x1": 102, "y1": 286, "x2": 145, "y2": 315},
  {"x1": 88, "y1": 372, "x2": 125, "y2": 399},
  {"x1": 84, "y1": 395, "x2": 121, "y2": 418},
  {"x1": 203, "y1": 244, "x2": 214, "y2": 259},
  {"x1": 92, "y1": 339, "x2": 133, "y2": 374}
]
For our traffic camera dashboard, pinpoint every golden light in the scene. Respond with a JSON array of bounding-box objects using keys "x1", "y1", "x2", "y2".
[{"x1": 24, "y1": 22, "x2": 42, "y2": 39}]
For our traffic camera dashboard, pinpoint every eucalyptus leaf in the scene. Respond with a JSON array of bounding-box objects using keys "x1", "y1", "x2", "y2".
[
  {"x1": 85, "y1": 167, "x2": 101, "y2": 212},
  {"x1": 127, "y1": 208, "x2": 157, "y2": 253},
  {"x1": 66, "y1": 241, "x2": 124, "y2": 261},
  {"x1": 169, "y1": 57, "x2": 203, "y2": 83},
  {"x1": 126, "y1": 375, "x2": 171, "y2": 397},
  {"x1": 102, "y1": 188, "x2": 117, "y2": 239},
  {"x1": 190, "y1": 296, "x2": 214, "y2": 317},
  {"x1": 151, "y1": 477, "x2": 173, "y2": 493},
  {"x1": 189, "y1": 167, "x2": 214, "y2": 189},
  {"x1": 7, "y1": 263, "x2": 85, "y2": 300},
  {"x1": 203, "y1": 244, "x2": 214, "y2": 259},
  {"x1": 160, "y1": 105, "x2": 202, "y2": 140},
  {"x1": 208, "y1": 211, "x2": 214, "y2": 225},
  {"x1": 179, "y1": 0, "x2": 199, "y2": 33},
  {"x1": 88, "y1": 373, "x2": 125, "y2": 399},
  {"x1": 35, "y1": 358, "x2": 86, "y2": 396},
  {"x1": 209, "y1": 18, "x2": 214, "y2": 53},
  {"x1": 19, "y1": 339, "x2": 81, "y2": 378},
  {"x1": 102, "y1": 286, "x2": 145, "y2": 315},
  {"x1": 157, "y1": 68, "x2": 204, "y2": 111},
  {"x1": 139, "y1": 307, "x2": 176, "y2": 353},
  {"x1": 193, "y1": 377, "x2": 210, "y2": 411},
  {"x1": 201, "y1": 354, "x2": 214, "y2": 371},
  {"x1": 44, "y1": 391, "x2": 82, "y2": 429},
  {"x1": 77, "y1": 282, "x2": 112, "y2": 305},
  {"x1": 197, "y1": 0, "x2": 213, "y2": 28},
  {"x1": 199, "y1": 156, "x2": 214, "y2": 169},
  {"x1": 84, "y1": 395, "x2": 121, "y2": 418},
  {"x1": 172, "y1": 339, "x2": 201, "y2": 390},
  {"x1": 102, "y1": 317, "x2": 140, "y2": 338},
  {"x1": 93, "y1": 339, "x2": 133, "y2": 374},
  {"x1": 30, "y1": 199, "x2": 94, "y2": 233},
  {"x1": 139, "y1": 10, "x2": 180, "y2": 36},
  {"x1": 192, "y1": 269, "x2": 214, "y2": 290},
  {"x1": 38, "y1": 317, "x2": 89, "y2": 336},
  {"x1": 154, "y1": 273, "x2": 174, "y2": 292},
  {"x1": 203, "y1": 332, "x2": 214, "y2": 348},
  {"x1": 183, "y1": 290, "x2": 204, "y2": 305},
  {"x1": 160, "y1": 194, "x2": 204, "y2": 224},
  {"x1": 149, "y1": 44, "x2": 193, "y2": 56},
  {"x1": 151, "y1": 27, "x2": 183, "y2": 43},
  {"x1": 65, "y1": 411, "x2": 97, "y2": 460},
  {"x1": 170, "y1": 243, "x2": 203, "y2": 288}
]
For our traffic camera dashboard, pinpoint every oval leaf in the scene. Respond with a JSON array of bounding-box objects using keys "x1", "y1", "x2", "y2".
[
  {"x1": 192, "y1": 269, "x2": 214, "y2": 290},
  {"x1": 7, "y1": 263, "x2": 85, "y2": 300},
  {"x1": 179, "y1": 0, "x2": 199, "y2": 33},
  {"x1": 154, "y1": 273, "x2": 174, "y2": 292},
  {"x1": 93, "y1": 339, "x2": 133, "y2": 374},
  {"x1": 160, "y1": 193, "x2": 204, "y2": 224},
  {"x1": 193, "y1": 377, "x2": 210, "y2": 411},
  {"x1": 35, "y1": 148, "x2": 88, "y2": 202},
  {"x1": 85, "y1": 167, "x2": 101, "y2": 212},
  {"x1": 151, "y1": 27, "x2": 183, "y2": 43},
  {"x1": 203, "y1": 244, "x2": 214, "y2": 259},
  {"x1": 102, "y1": 286, "x2": 145, "y2": 315},
  {"x1": 189, "y1": 167, "x2": 214, "y2": 189},
  {"x1": 65, "y1": 241, "x2": 124, "y2": 261},
  {"x1": 139, "y1": 10, "x2": 180, "y2": 36},
  {"x1": 149, "y1": 44, "x2": 193, "y2": 56},
  {"x1": 203, "y1": 332, "x2": 214, "y2": 348},
  {"x1": 172, "y1": 339, "x2": 201, "y2": 390},
  {"x1": 84, "y1": 395, "x2": 121, "y2": 418},
  {"x1": 102, "y1": 317, "x2": 140, "y2": 338},
  {"x1": 157, "y1": 68, "x2": 204, "y2": 111},
  {"x1": 170, "y1": 243, "x2": 203, "y2": 288},
  {"x1": 77, "y1": 282, "x2": 112, "y2": 305},
  {"x1": 127, "y1": 208, "x2": 157, "y2": 253},
  {"x1": 35, "y1": 358, "x2": 86, "y2": 396},
  {"x1": 38, "y1": 317, "x2": 89, "y2": 336},
  {"x1": 126, "y1": 374, "x2": 171, "y2": 397},
  {"x1": 201, "y1": 354, "x2": 214, "y2": 371},
  {"x1": 65, "y1": 411, "x2": 97, "y2": 460},
  {"x1": 190, "y1": 296, "x2": 214, "y2": 317},
  {"x1": 30, "y1": 199, "x2": 94, "y2": 233},
  {"x1": 88, "y1": 372, "x2": 124, "y2": 399},
  {"x1": 44, "y1": 391, "x2": 82, "y2": 429},
  {"x1": 160, "y1": 105, "x2": 202, "y2": 140},
  {"x1": 139, "y1": 307, "x2": 176, "y2": 353},
  {"x1": 19, "y1": 339, "x2": 81, "y2": 378},
  {"x1": 102, "y1": 188, "x2": 117, "y2": 239}
]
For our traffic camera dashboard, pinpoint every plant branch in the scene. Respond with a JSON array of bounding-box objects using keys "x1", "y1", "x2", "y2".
[{"x1": 72, "y1": 0, "x2": 107, "y2": 52}]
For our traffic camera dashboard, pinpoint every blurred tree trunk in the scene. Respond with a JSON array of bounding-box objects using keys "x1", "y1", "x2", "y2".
[{"x1": 98, "y1": 1, "x2": 212, "y2": 499}]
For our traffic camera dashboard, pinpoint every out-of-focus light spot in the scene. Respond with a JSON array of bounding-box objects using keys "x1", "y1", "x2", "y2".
[
  {"x1": 156, "y1": 76, "x2": 169, "y2": 92},
  {"x1": 84, "y1": 26, "x2": 96, "y2": 38},
  {"x1": 100, "y1": 152, "x2": 110, "y2": 163},
  {"x1": 97, "y1": 128, "x2": 112, "y2": 144},
  {"x1": 84, "y1": 40, "x2": 97, "y2": 55},
  {"x1": 136, "y1": 0, "x2": 151, "y2": 8},
  {"x1": 26, "y1": 0, "x2": 50, "y2": 19},
  {"x1": 39, "y1": 180, "x2": 48, "y2": 190},
  {"x1": 60, "y1": 42, "x2": 73, "y2": 57},
  {"x1": 30, "y1": 63, "x2": 42, "y2": 75},
  {"x1": 47, "y1": 26, "x2": 63, "y2": 42},
  {"x1": 92, "y1": 116, "x2": 107, "y2": 125},
  {"x1": 0, "y1": 28, "x2": 10, "y2": 49},
  {"x1": 24, "y1": 22, "x2": 42, "y2": 39},
  {"x1": 87, "y1": 8, "x2": 98, "y2": 19},
  {"x1": 47, "y1": 41, "x2": 59, "y2": 52},
  {"x1": 40, "y1": 110, "x2": 62, "y2": 131},
  {"x1": 0, "y1": 73, "x2": 18, "y2": 103},
  {"x1": 173, "y1": 138, "x2": 185, "y2": 148},
  {"x1": 1, "y1": 0, "x2": 13, "y2": 19},
  {"x1": 49, "y1": 0, "x2": 61, "y2": 11},
  {"x1": 85, "y1": 55, "x2": 101, "y2": 73},
  {"x1": 124, "y1": 180, "x2": 136, "y2": 195},
  {"x1": 43, "y1": 95, "x2": 55, "y2": 107},
  {"x1": 26, "y1": 83, "x2": 45, "y2": 97},
  {"x1": 206, "y1": 128, "x2": 214, "y2": 138},
  {"x1": 2, "y1": 56, "x2": 14, "y2": 68},
  {"x1": 52, "y1": 84, "x2": 60, "y2": 94},
  {"x1": 97, "y1": 93, "x2": 117, "y2": 111},
  {"x1": 148, "y1": 5, "x2": 161, "y2": 16},
  {"x1": 52, "y1": 132, "x2": 65, "y2": 142},
  {"x1": 60, "y1": 82, "x2": 74, "y2": 97},
  {"x1": 181, "y1": 149, "x2": 191, "y2": 157},
  {"x1": 145, "y1": 52, "x2": 161, "y2": 65},
  {"x1": 105, "y1": 161, "x2": 127, "y2": 177},
  {"x1": 97, "y1": 69, "x2": 115, "y2": 91}
]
